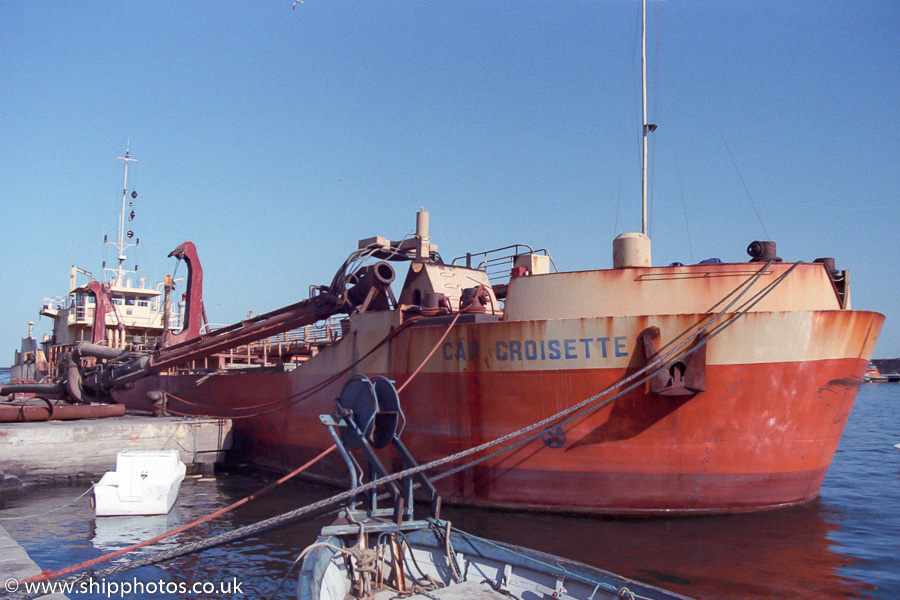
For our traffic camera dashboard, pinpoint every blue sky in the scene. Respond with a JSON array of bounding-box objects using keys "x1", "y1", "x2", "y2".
[{"x1": 2, "y1": 1, "x2": 898, "y2": 360}]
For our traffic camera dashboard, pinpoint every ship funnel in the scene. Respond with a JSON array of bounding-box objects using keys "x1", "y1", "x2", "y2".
[{"x1": 613, "y1": 232, "x2": 651, "y2": 268}]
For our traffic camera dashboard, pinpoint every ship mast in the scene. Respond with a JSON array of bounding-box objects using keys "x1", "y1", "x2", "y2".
[
  {"x1": 109, "y1": 148, "x2": 138, "y2": 286},
  {"x1": 612, "y1": 0, "x2": 654, "y2": 269},
  {"x1": 640, "y1": 0, "x2": 653, "y2": 236}
]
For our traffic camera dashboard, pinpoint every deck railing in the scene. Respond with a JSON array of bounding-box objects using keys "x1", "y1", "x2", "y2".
[{"x1": 450, "y1": 245, "x2": 557, "y2": 284}]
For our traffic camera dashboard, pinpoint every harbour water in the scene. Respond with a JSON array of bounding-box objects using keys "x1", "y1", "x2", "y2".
[{"x1": 1, "y1": 383, "x2": 898, "y2": 599}]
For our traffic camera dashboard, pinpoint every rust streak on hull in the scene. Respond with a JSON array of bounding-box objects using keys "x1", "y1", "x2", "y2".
[{"x1": 119, "y1": 305, "x2": 882, "y2": 515}]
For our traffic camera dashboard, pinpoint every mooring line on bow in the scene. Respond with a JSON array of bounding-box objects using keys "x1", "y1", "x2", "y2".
[{"x1": 4, "y1": 260, "x2": 804, "y2": 600}]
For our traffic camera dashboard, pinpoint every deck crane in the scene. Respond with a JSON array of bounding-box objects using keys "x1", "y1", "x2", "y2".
[{"x1": 1, "y1": 242, "x2": 399, "y2": 404}]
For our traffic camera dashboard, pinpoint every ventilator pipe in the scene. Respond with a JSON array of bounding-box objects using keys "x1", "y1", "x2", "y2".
[
  {"x1": 747, "y1": 240, "x2": 781, "y2": 262},
  {"x1": 415, "y1": 209, "x2": 431, "y2": 261}
]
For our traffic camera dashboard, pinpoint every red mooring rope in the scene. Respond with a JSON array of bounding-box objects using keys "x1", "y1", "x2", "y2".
[
  {"x1": 7, "y1": 307, "x2": 468, "y2": 588},
  {"x1": 8, "y1": 444, "x2": 337, "y2": 588}
]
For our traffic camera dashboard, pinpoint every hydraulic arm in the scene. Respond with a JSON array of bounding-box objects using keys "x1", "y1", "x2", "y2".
[{"x1": 1, "y1": 244, "x2": 397, "y2": 404}]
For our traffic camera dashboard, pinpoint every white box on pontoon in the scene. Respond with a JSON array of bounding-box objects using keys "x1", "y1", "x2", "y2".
[{"x1": 93, "y1": 450, "x2": 186, "y2": 517}]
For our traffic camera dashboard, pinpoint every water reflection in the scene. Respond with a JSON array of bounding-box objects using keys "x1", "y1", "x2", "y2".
[
  {"x1": 87, "y1": 473, "x2": 335, "y2": 598},
  {"x1": 1, "y1": 411, "x2": 893, "y2": 600},
  {"x1": 438, "y1": 499, "x2": 871, "y2": 600},
  {"x1": 91, "y1": 510, "x2": 183, "y2": 552}
]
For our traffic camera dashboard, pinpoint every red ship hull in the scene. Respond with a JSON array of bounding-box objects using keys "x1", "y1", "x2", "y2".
[{"x1": 120, "y1": 295, "x2": 883, "y2": 515}]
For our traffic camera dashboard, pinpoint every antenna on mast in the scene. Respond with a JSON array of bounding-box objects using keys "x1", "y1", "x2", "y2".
[
  {"x1": 109, "y1": 147, "x2": 138, "y2": 286},
  {"x1": 641, "y1": 0, "x2": 657, "y2": 237}
]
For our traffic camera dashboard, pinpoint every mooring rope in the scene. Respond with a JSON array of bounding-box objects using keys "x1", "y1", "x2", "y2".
[
  {"x1": 396, "y1": 311, "x2": 462, "y2": 394},
  {"x1": 3, "y1": 260, "x2": 799, "y2": 600},
  {"x1": 435, "y1": 260, "x2": 802, "y2": 482},
  {"x1": 0, "y1": 485, "x2": 95, "y2": 522},
  {"x1": 1, "y1": 445, "x2": 337, "y2": 598},
  {"x1": 157, "y1": 322, "x2": 407, "y2": 419},
  {"x1": 157, "y1": 309, "x2": 460, "y2": 419},
  {"x1": 2, "y1": 308, "x2": 468, "y2": 597}
]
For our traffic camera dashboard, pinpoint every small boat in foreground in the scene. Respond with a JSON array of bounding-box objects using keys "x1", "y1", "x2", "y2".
[
  {"x1": 298, "y1": 516, "x2": 692, "y2": 600},
  {"x1": 297, "y1": 376, "x2": 691, "y2": 600}
]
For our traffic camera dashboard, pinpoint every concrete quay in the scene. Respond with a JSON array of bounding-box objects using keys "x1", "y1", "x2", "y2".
[
  {"x1": 0, "y1": 524, "x2": 67, "y2": 599},
  {"x1": 0, "y1": 416, "x2": 232, "y2": 484}
]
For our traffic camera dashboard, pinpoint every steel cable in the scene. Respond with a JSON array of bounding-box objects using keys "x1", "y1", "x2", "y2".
[{"x1": 6, "y1": 260, "x2": 799, "y2": 600}]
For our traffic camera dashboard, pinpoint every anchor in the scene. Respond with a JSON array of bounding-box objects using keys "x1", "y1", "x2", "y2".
[{"x1": 638, "y1": 326, "x2": 707, "y2": 396}]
